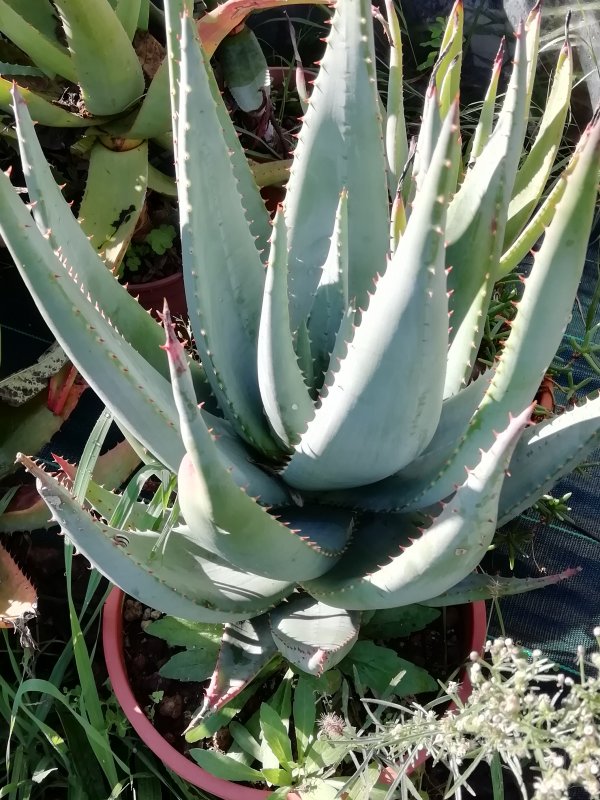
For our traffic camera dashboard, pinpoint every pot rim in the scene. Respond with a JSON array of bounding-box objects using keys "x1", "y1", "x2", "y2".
[
  {"x1": 103, "y1": 587, "x2": 487, "y2": 799},
  {"x1": 125, "y1": 268, "x2": 183, "y2": 293}
]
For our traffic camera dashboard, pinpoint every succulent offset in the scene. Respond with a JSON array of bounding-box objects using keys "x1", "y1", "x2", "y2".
[{"x1": 0, "y1": 0, "x2": 599, "y2": 711}]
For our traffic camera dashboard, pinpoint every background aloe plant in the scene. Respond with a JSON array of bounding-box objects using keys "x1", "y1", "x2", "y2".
[
  {"x1": 0, "y1": 0, "x2": 315, "y2": 274},
  {"x1": 0, "y1": 0, "x2": 599, "y2": 759}
]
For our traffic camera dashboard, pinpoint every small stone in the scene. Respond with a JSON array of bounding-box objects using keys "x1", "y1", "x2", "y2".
[
  {"x1": 123, "y1": 600, "x2": 143, "y2": 622},
  {"x1": 158, "y1": 694, "x2": 183, "y2": 719}
]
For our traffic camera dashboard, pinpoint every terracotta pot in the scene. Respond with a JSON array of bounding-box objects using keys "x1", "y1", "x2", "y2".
[
  {"x1": 103, "y1": 587, "x2": 486, "y2": 798},
  {"x1": 126, "y1": 271, "x2": 187, "y2": 318}
]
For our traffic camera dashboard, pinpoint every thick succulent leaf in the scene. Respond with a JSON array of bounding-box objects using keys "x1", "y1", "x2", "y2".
[
  {"x1": 424, "y1": 567, "x2": 581, "y2": 607},
  {"x1": 78, "y1": 141, "x2": 148, "y2": 273},
  {"x1": 295, "y1": 318, "x2": 315, "y2": 391},
  {"x1": 466, "y1": 38, "x2": 504, "y2": 167},
  {"x1": 146, "y1": 163, "x2": 177, "y2": 197},
  {"x1": 337, "y1": 367, "x2": 495, "y2": 511},
  {"x1": 390, "y1": 181, "x2": 407, "y2": 250},
  {"x1": 523, "y1": 1, "x2": 542, "y2": 117},
  {"x1": 176, "y1": 13, "x2": 275, "y2": 455},
  {"x1": 498, "y1": 393, "x2": 600, "y2": 526},
  {"x1": 498, "y1": 168, "x2": 567, "y2": 277},
  {"x1": 0, "y1": 342, "x2": 67, "y2": 406},
  {"x1": 438, "y1": 55, "x2": 461, "y2": 128},
  {"x1": 217, "y1": 25, "x2": 269, "y2": 113},
  {"x1": 53, "y1": 464, "x2": 156, "y2": 531},
  {"x1": 114, "y1": 0, "x2": 141, "y2": 39},
  {"x1": 0, "y1": 437, "x2": 139, "y2": 532},
  {"x1": 404, "y1": 367, "x2": 495, "y2": 480},
  {"x1": 499, "y1": 76, "x2": 585, "y2": 277},
  {"x1": 53, "y1": 0, "x2": 145, "y2": 116},
  {"x1": 164, "y1": 0, "x2": 272, "y2": 259},
  {"x1": 0, "y1": 0, "x2": 76, "y2": 80},
  {"x1": 194, "y1": 615, "x2": 278, "y2": 723},
  {"x1": 270, "y1": 595, "x2": 360, "y2": 676},
  {"x1": 405, "y1": 82, "x2": 441, "y2": 203},
  {"x1": 165, "y1": 314, "x2": 351, "y2": 581},
  {"x1": 0, "y1": 80, "x2": 92, "y2": 126},
  {"x1": 384, "y1": 0, "x2": 407, "y2": 190},
  {"x1": 503, "y1": 36, "x2": 572, "y2": 250},
  {"x1": 0, "y1": 380, "x2": 85, "y2": 480},
  {"x1": 248, "y1": 158, "x2": 291, "y2": 189},
  {"x1": 284, "y1": 0, "x2": 389, "y2": 330},
  {"x1": 444, "y1": 25, "x2": 528, "y2": 396},
  {"x1": 117, "y1": 60, "x2": 171, "y2": 139},
  {"x1": 3, "y1": 163, "x2": 275, "y2": 486},
  {"x1": 258, "y1": 210, "x2": 313, "y2": 449},
  {"x1": 433, "y1": 0, "x2": 463, "y2": 117},
  {"x1": 146, "y1": 615, "x2": 223, "y2": 649},
  {"x1": 307, "y1": 190, "x2": 349, "y2": 391},
  {"x1": 8, "y1": 89, "x2": 208, "y2": 396},
  {"x1": 0, "y1": 174, "x2": 186, "y2": 470},
  {"x1": 0, "y1": 543, "x2": 36, "y2": 628},
  {"x1": 0, "y1": 485, "x2": 54, "y2": 533},
  {"x1": 283, "y1": 107, "x2": 458, "y2": 491},
  {"x1": 204, "y1": 424, "x2": 291, "y2": 507},
  {"x1": 408, "y1": 112, "x2": 600, "y2": 510},
  {"x1": 302, "y1": 408, "x2": 529, "y2": 609},
  {"x1": 18, "y1": 455, "x2": 293, "y2": 621},
  {"x1": 1, "y1": 0, "x2": 60, "y2": 41}
]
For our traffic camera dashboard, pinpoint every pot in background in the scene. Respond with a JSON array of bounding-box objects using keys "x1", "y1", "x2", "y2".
[{"x1": 126, "y1": 271, "x2": 187, "y2": 319}]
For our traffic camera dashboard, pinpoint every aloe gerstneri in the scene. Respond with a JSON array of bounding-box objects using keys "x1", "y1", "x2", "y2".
[{"x1": 0, "y1": 0, "x2": 599, "y2": 730}]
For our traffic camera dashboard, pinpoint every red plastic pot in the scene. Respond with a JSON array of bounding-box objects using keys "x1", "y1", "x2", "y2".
[
  {"x1": 126, "y1": 271, "x2": 187, "y2": 318},
  {"x1": 103, "y1": 587, "x2": 486, "y2": 799}
]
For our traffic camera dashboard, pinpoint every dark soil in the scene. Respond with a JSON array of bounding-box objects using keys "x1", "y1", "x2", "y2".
[
  {"x1": 121, "y1": 598, "x2": 468, "y2": 763},
  {"x1": 122, "y1": 597, "x2": 205, "y2": 750},
  {"x1": 0, "y1": 530, "x2": 108, "y2": 685},
  {"x1": 120, "y1": 193, "x2": 182, "y2": 286}
]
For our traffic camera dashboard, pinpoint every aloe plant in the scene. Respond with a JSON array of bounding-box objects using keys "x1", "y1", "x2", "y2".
[
  {"x1": 0, "y1": 0, "x2": 311, "y2": 273},
  {"x1": 1, "y1": 0, "x2": 599, "y2": 751}
]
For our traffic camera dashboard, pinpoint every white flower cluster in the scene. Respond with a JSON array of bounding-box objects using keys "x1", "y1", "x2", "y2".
[{"x1": 337, "y1": 631, "x2": 600, "y2": 799}]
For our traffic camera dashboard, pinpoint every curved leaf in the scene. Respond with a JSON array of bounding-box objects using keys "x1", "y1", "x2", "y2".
[
  {"x1": 53, "y1": 0, "x2": 145, "y2": 116},
  {"x1": 165, "y1": 313, "x2": 351, "y2": 581},
  {"x1": 424, "y1": 567, "x2": 581, "y2": 607},
  {"x1": 401, "y1": 111, "x2": 600, "y2": 510},
  {"x1": 498, "y1": 393, "x2": 600, "y2": 526},
  {"x1": 270, "y1": 595, "x2": 360, "y2": 675},
  {"x1": 18, "y1": 455, "x2": 293, "y2": 622},
  {"x1": 0, "y1": 0, "x2": 75, "y2": 80},
  {"x1": 176, "y1": 13, "x2": 275, "y2": 454},
  {"x1": 284, "y1": 0, "x2": 389, "y2": 329},
  {"x1": 283, "y1": 106, "x2": 458, "y2": 490},
  {"x1": 444, "y1": 25, "x2": 528, "y2": 396},
  {"x1": 503, "y1": 35, "x2": 572, "y2": 250},
  {"x1": 303, "y1": 408, "x2": 529, "y2": 609},
  {"x1": 258, "y1": 210, "x2": 313, "y2": 449},
  {"x1": 78, "y1": 140, "x2": 148, "y2": 273}
]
